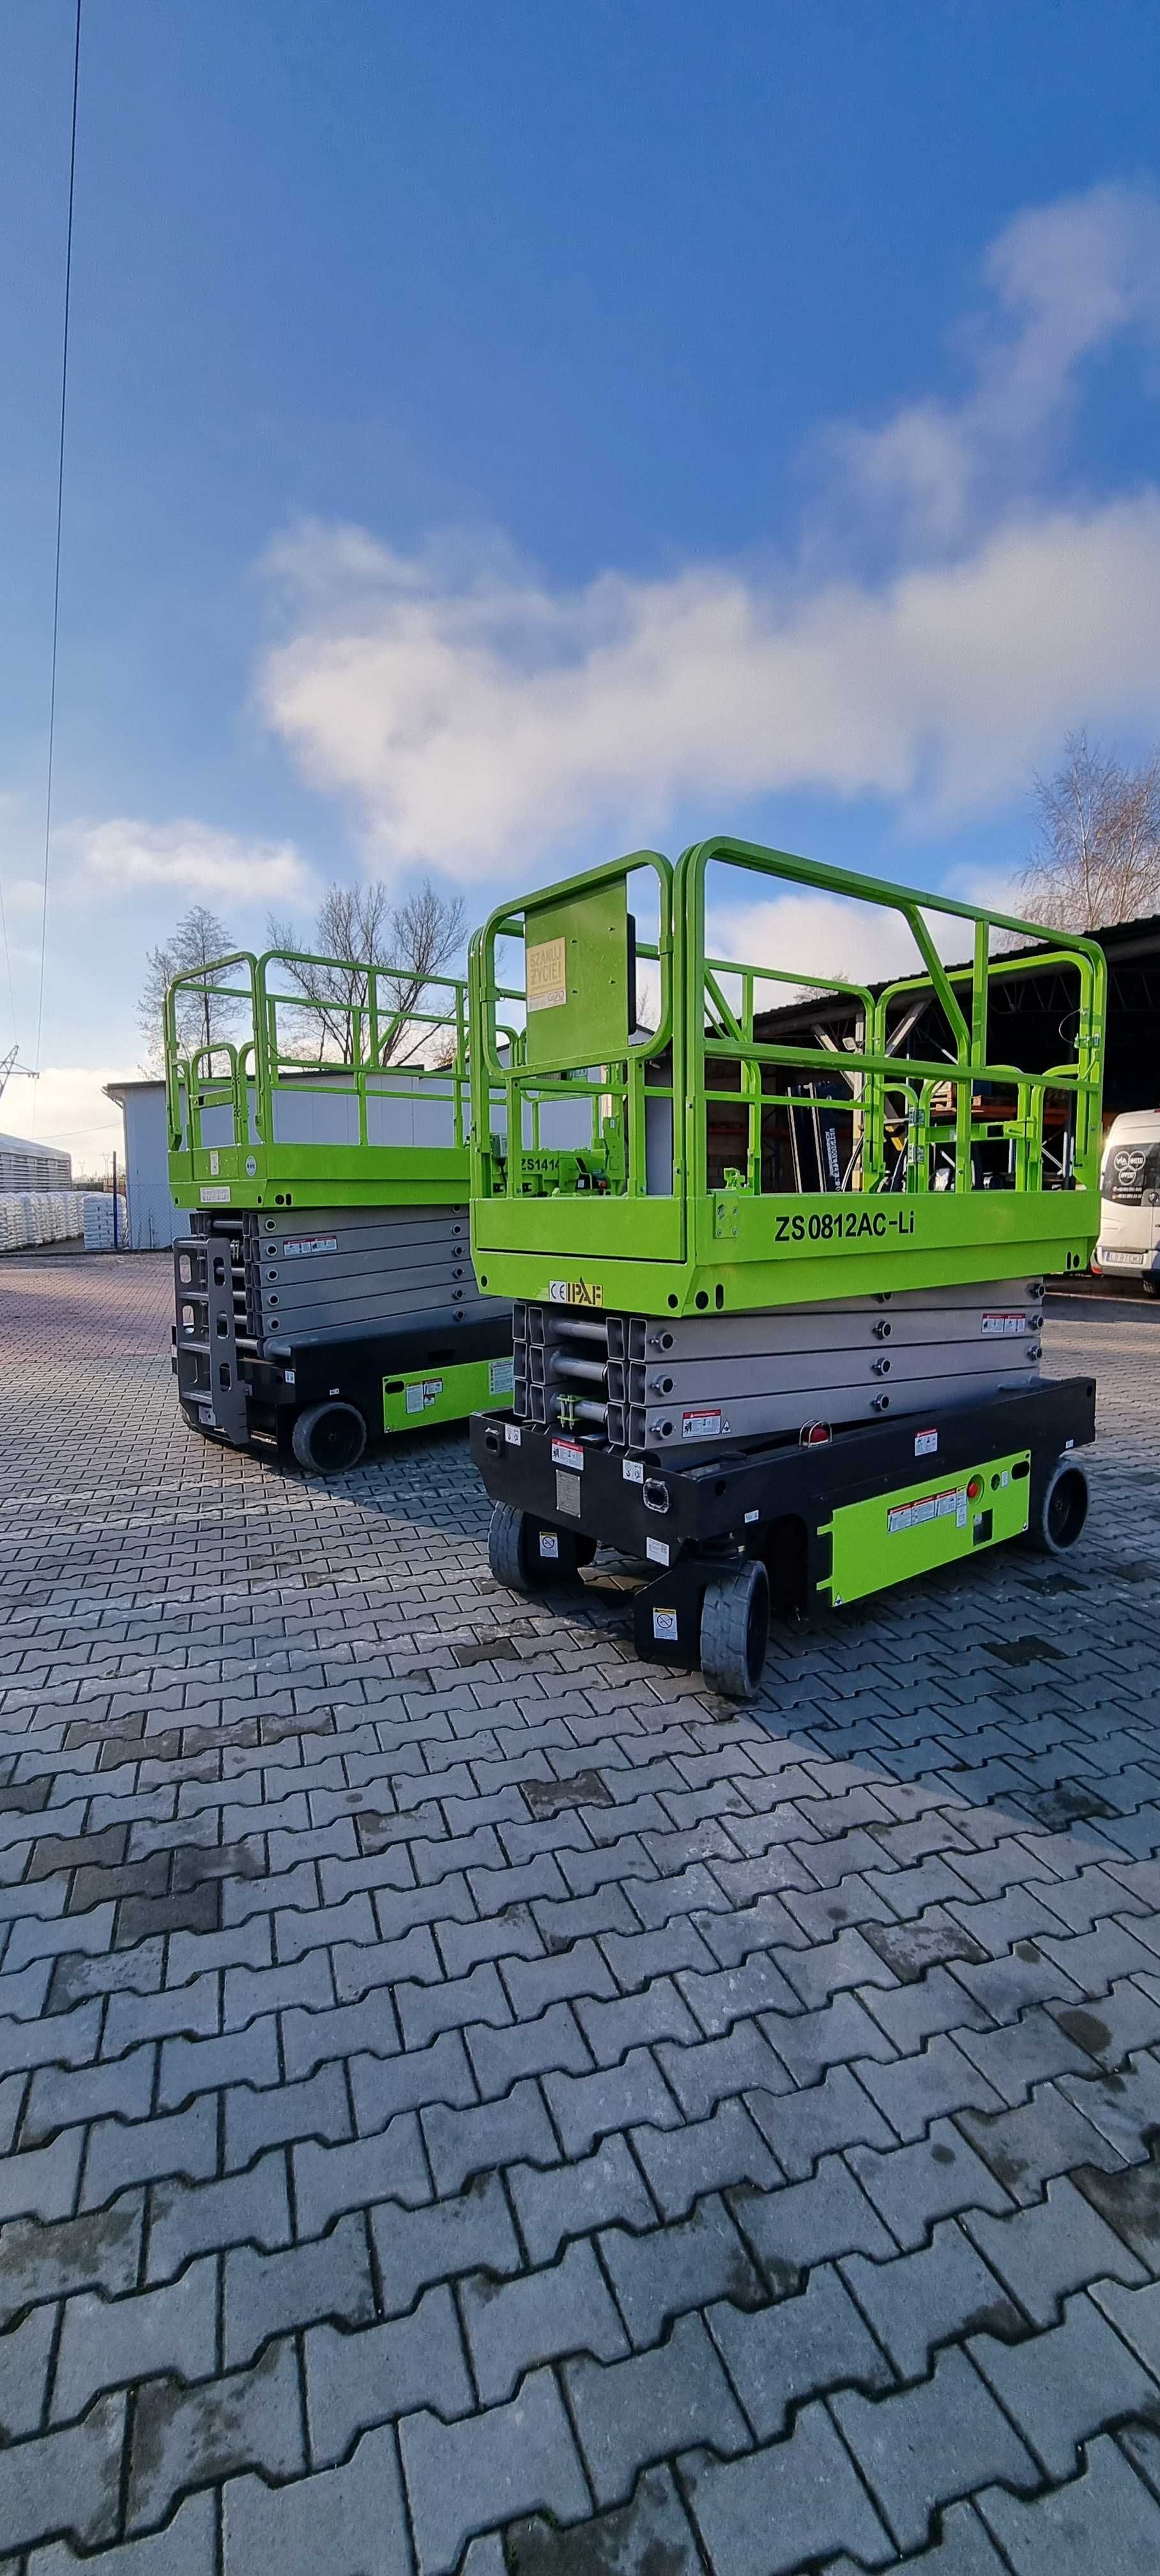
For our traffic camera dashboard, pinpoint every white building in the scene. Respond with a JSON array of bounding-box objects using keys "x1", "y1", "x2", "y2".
[
  {"x1": 104, "y1": 1080, "x2": 185, "y2": 1250},
  {"x1": 0, "y1": 1130, "x2": 72, "y2": 1192}
]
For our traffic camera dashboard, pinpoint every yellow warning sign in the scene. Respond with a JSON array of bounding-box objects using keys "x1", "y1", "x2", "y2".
[{"x1": 526, "y1": 936, "x2": 568, "y2": 1013}]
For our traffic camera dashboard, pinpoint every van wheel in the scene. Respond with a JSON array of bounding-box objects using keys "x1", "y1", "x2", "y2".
[
  {"x1": 291, "y1": 1402, "x2": 367, "y2": 1474},
  {"x1": 1141, "y1": 1276, "x2": 1159, "y2": 1299},
  {"x1": 1025, "y1": 1457, "x2": 1090, "y2": 1554},
  {"x1": 487, "y1": 1505, "x2": 591, "y2": 1592},
  {"x1": 699, "y1": 1558, "x2": 770, "y2": 1699}
]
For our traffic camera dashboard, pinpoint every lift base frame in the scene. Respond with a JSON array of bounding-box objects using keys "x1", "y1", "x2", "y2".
[{"x1": 471, "y1": 1374, "x2": 1095, "y2": 1671}]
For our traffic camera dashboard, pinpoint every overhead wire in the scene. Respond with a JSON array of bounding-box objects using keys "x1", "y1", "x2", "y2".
[{"x1": 34, "y1": 0, "x2": 83, "y2": 1075}]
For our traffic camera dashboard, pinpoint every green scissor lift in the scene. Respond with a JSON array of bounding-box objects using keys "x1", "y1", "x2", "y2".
[
  {"x1": 468, "y1": 837, "x2": 1104, "y2": 1694},
  {"x1": 166, "y1": 946, "x2": 514, "y2": 1470}
]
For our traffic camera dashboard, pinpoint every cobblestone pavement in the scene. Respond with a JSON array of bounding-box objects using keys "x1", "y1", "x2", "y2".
[{"x1": 3, "y1": 1251, "x2": 1160, "y2": 2573}]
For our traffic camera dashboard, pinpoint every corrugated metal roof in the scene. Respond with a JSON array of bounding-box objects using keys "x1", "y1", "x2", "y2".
[{"x1": 0, "y1": 1131, "x2": 70, "y2": 1160}]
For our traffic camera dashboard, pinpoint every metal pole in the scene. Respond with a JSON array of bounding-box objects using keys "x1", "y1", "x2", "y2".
[{"x1": 112, "y1": 1150, "x2": 118, "y2": 1247}]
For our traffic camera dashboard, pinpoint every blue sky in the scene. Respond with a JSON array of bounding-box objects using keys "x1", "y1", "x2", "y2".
[{"x1": 4, "y1": 0, "x2": 1160, "y2": 1165}]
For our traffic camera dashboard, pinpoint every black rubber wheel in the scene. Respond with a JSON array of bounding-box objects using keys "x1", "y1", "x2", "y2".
[
  {"x1": 1025, "y1": 1456, "x2": 1090, "y2": 1555},
  {"x1": 291, "y1": 1401, "x2": 367, "y2": 1474},
  {"x1": 1141, "y1": 1275, "x2": 1159, "y2": 1300},
  {"x1": 699, "y1": 1558, "x2": 770, "y2": 1699},
  {"x1": 488, "y1": 1504, "x2": 591, "y2": 1593}
]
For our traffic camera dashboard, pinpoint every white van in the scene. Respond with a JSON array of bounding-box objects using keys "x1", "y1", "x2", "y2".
[{"x1": 1094, "y1": 1110, "x2": 1160, "y2": 1294}]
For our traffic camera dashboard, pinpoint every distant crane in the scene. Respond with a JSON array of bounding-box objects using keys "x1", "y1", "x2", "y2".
[{"x1": 0, "y1": 1045, "x2": 40, "y2": 1105}]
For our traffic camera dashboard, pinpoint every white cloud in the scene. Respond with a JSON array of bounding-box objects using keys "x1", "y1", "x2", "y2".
[
  {"x1": 254, "y1": 181, "x2": 1160, "y2": 885},
  {"x1": 75, "y1": 819, "x2": 317, "y2": 907},
  {"x1": 838, "y1": 182, "x2": 1160, "y2": 545},
  {"x1": 259, "y1": 490, "x2": 1160, "y2": 872}
]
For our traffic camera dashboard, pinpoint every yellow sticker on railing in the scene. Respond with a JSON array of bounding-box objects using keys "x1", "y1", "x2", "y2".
[{"x1": 526, "y1": 937, "x2": 568, "y2": 1012}]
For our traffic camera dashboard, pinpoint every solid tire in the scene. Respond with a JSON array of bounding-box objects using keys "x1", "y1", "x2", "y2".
[
  {"x1": 1025, "y1": 1455, "x2": 1090, "y2": 1555},
  {"x1": 488, "y1": 1505, "x2": 591, "y2": 1593},
  {"x1": 291, "y1": 1401, "x2": 367, "y2": 1475},
  {"x1": 699, "y1": 1557, "x2": 770, "y2": 1700}
]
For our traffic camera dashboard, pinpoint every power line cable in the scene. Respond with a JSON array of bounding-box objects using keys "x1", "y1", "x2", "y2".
[
  {"x1": 34, "y1": 0, "x2": 82, "y2": 1075},
  {"x1": 0, "y1": 868, "x2": 17, "y2": 1040}
]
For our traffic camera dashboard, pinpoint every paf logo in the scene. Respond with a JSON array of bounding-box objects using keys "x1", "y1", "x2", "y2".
[{"x1": 549, "y1": 1277, "x2": 604, "y2": 1307}]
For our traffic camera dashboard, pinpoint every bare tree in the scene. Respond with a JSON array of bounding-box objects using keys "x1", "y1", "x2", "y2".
[
  {"x1": 1018, "y1": 731, "x2": 1160, "y2": 932},
  {"x1": 267, "y1": 878, "x2": 466, "y2": 1064},
  {"x1": 138, "y1": 904, "x2": 240, "y2": 1071}
]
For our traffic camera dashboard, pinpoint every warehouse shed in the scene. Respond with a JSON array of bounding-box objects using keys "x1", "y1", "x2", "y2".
[
  {"x1": 103, "y1": 1079, "x2": 184, "y2": 1249},
  {"x1": 0, "y1": 1130, "x2": 72, "y2": 1191}
]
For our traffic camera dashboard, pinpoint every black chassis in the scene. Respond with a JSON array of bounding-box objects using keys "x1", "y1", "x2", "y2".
[
  {"x1": 471, "y1": 1374, "x2": 1097, "y2": 1670},
  {"x1": 176, "y1": 1310, "x2": 511, "y2": 1456}
]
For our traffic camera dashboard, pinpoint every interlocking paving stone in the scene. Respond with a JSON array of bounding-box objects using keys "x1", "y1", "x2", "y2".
[
  {"x1": 52, "y1": 2256, "x2": 218, "y2": 2419},
  {"x1": 399, "y1": 2370, "x2": 590, "y2": 2575},
  {"x1": 462, "y1": 2235, "x2": 629, "y2": 2403},
  {"x1": 975, "y1": 2430, "x2": 1160, "y2": 2572},
  {"x1": 305, "y1": 2284, "x2": 475, "y2": 2463},
  {"x1": 9, "y1": 1255, "x2": 1160, "y2": 2569},
  {"x1": 222, "y1": 2423, "x2": 411, "y2": 2575},
  {"x1": 682, "y1": 2400, "x2": 892, "y2": 2573}
]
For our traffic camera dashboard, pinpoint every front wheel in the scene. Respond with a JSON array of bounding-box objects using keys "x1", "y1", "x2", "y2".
[
  {"x1": 487, "y1": 1503, "x2": 592, "y2": 1593},
  {"x1": 699, "y1": 1557, "x2": 770, "y2": 1700},
  {"x1": 1025, "y1": 1455, "x2": 1090, "y2": 1555},
  {"x1": 1141, "y1": 1275, "x2": 1159, "y2": 1300},
  {"x1": 291, "y1": 1401, "x2": 367, "y2": 1475}
]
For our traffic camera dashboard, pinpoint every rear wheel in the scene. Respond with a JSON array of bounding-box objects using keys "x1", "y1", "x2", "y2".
[
  {"x1": 488, "y1": 1504, "x2": 593, "y2": 1593},
  {"x1": 291, "y1": 1401, "x2": 367, "y2": 1474},
  {"x1": 1025, "y1": 1456, "x2": 1090, "y2": 1555},
  {"x1": 1141, "y1": 1275, "x2": 1159, "y2": 1299},
  {"x1": 699, "y1": 1557, "x2": 770, "y2": 1700}
]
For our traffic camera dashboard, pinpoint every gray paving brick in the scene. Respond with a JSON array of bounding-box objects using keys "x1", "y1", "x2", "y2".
[
  {"x1": 463, "y1": 2234, "x2": 627, "y2": 2403},
  {"x1": 222, "y1": 1947, "x2": 333, "y2": 2025},
  {"x1": 0, "y1": 1997, "x2": 102, "y2": 2077},
  {"x1": 508, "y1": 2132, "x2": 655, "y2": 2265},
  {"x1": 842, "y1": 2218, "x2": 1025, "y2": 2376},
  {"x1": 600, "y1": 2194, "x2": 763, "y2": 2345},
  {"x1": 0, "y1": 2193, "x2": 143, "y2": 2323},
  {"x1": 656, "y1": 2021, "x2": 790, "y2": 2120},
  {"x1": 711, "y1": 2257, "x2": 894, "y2": 2435},
  {"x1": 765, "y1": 1988, "x2": 897, "y2": 2085},
  {"x1": 833, "y1": 2343, "x2": 1037, "y2": 2552},
  {"x1": 128, "y1": 2337, "x2": 303, "y2": 2527},
  {"x1": 224, "y1": 2208, "x2": 375, "y2": 2364},
  {"x1": 631, "y1": 2096, "x2": 780, "y2": 2218},
  {"x1": 225, "y1": 2060, "x2": 350, "y2": 2166},
  {"x1": 306, "y1": 2281, "x2": 473, "y2": 2465},
  {"x1": 371, "y1": 2168, "x2": 521, "y2": 2312},
  {"x1": 848, "y1": 2115, "x2": 1015, "y2": 2248},
  {"x1": 401, "y1": 2368, "x2": 589, "y2": 2576},
  {"x1": 575, "y1": 1975, "x2": 700, "y2": 2064},
  {"x1": 148, "y1": 2152, "x2": 291, "y2": 2280},
  {"x1": 977, "y1": 2430, "x2": 1160, "y2": 2573},
  {"x1": 158, "y1": 2018, "x2": 280, "y2": 2107},
  {"x1": 964, "y1": 2175, "x2": 1146, "y2": 2325},
  {"x1": 0, "y1": 2124, "x2": 84, "y2": 2220},
  {"x1": 0, "y1": 2393, "x2": 125, "y2": 2551},
  {"x1": 683, "y1": 2399, "x2": 892, "y2": 2575},
  {"x1": 399, "y1": 1958, "x2": 510, "y2": 2048},
  {"x1": 0, "y1": 2295, "x2": 58, "y2": 2436},
  {"x1": 52, "y1": 2255, "x2": 217, "y2": 2419},
  {"x1": 466, "y1": 1999, "x2": 590, "y2": 2097},
  {"x1": 223, "y1": 2421, "x2": 411, "y2": 2576},
  {"x1": 27, "y1": 2490, "x2": 216, "y2": 2576},
  {"x1": 730, "y1": 2151, "x2": 895, "y2": 2293},
  {"x1": 969, "y1": 2288, "x2": 1157, "y2": 2478},
  {"x1": 104, "y1": 1971, "x2": 219, "y2": 2053},
  {"x1": 293, "y1": 2112, "x2": 431, "y2": 2235},
  {"x1": 505, "y1": 2464, "x2": 697, "y2": 2576},
  {"x1": 351, "y1": 2028, "x2": 477, "y2": 2131},
  {"x1": 544, "y1": 2047, "x2": 679, "y2": 2156},
  {"x1": 423, "y1": 2077, "x2": 556, "y2": 2196},
  {"x1": 747, "y1": 2060, "x2": 894, "y2": 2177},
  {"x1": 566, "y1": 2307, "x2": 747, "y2": 2506},
  {"x1": 1092, "y1": 2273, "x2": 1160, "y2": 2377}
]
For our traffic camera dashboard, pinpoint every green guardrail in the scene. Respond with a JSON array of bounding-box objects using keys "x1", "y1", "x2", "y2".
[
  {"x1": 467, "y1": 837, "x2": 1106, "y2": 1317},
  {"x1": 165, "y1": 949, "x2": 479, "y2": 1210}
]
